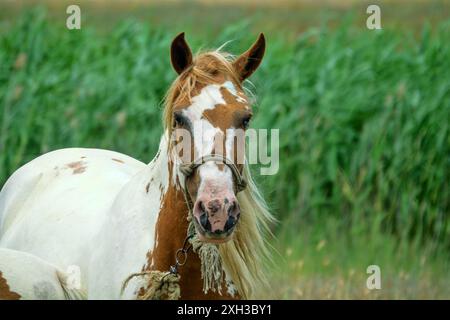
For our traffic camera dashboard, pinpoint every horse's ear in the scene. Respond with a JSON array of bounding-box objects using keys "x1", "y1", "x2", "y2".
[
  {"x1": 233, "y1": 33, "x2": 266, "y2": 81},
  {"x1": 171, "y1": 32, "x2": 193, "y2": 75}
]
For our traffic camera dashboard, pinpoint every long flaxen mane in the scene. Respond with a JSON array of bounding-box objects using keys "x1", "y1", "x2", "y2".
[{"x1": 163, "y1": 50, "x2": 275, "y2": 299}]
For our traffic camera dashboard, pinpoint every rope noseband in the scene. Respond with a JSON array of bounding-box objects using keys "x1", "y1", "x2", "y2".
[
  {"x1": 179, "y1": 154, "x2": 247, "y2": 225},
  {"x1": 179, "y1": 154, "x2": 247, "y2": 194}
]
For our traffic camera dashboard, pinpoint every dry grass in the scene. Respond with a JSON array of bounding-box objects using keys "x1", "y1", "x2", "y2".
[{"x1": 267, "y1": 273, "x2": 450, "y2": 299}]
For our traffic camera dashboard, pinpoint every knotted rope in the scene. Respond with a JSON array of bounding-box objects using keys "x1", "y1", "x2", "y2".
[
  {"x1": 121, "y1": 223, "x2": 224, "y2": 299},
  {"x1": 121, "y1": 233, "x2": 193, "y2": 300},
  {"x1": 187, "y1": 219, "x2": 224, "y2": 294},
  {"x1": 122, "y1": 271, "x2": 181, "y2": 300}
]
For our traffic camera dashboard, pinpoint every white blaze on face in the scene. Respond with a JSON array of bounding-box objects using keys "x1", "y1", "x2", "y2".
[
  {"x1": 181, "y1": 82, "x2": 243, "y2": 195},
  {"x1": 225, "y1": 128, "x2": 235, "y2": 162},
  {"x1": 192, "y1": 119, "x2": 219, "y2": 157},
  {"x1": 197, "y1": 162, "x2": 233, "y2": 195},
  {"x1": 185, "y1": 83, "x2": 226, "y2": 114},
  {"x1": 183, "y1": 84, "x2": 223, "y2": 158}
]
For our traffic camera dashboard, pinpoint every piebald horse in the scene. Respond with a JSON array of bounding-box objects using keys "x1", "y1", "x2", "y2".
[{"x1": 0, "y1": 33, "x2": 273, "y2": 300}]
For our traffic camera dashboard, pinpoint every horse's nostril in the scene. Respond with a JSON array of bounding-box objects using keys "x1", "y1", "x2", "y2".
[
  {"x1": 227, "y1": 203, "x2": 235, "y2": 215},
  {"x1": 199, "y1": 201, "x2": 206, "y2": 213},
  {"x1": 199, "y1": 212, "x2": 211, "y2": 232},
  {"x1": 228, "y1": 201, "x2": 240, "y2": 217},
  {"x1": 224, "y1": 215, "x2": 236, "y2": 232}
]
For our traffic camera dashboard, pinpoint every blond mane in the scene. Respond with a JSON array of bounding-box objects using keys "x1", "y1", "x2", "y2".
[{"x1": 163, "y1": 50, "x2": 275, "y2": 299}]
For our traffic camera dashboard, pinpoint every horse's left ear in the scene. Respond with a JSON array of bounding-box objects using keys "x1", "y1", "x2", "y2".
[
  {"x1": 233, "y1": 33, "x2": 266, "y2": 81},
  {"x1": 171, "y1": 32, "x2": 193, "y2": 75}
]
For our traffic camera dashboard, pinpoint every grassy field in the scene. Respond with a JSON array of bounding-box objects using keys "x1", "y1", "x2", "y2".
[{"x1": 0, "y1": 2, "x2": 449, "y2": 298}]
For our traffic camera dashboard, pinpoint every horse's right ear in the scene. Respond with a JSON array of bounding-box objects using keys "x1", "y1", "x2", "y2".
[
  {"x1": 233, "y1": 33, "x2": 266, "y2": 81},
  {"x1": 171, "y1": 32, "x2": 193, "y2": 75}
]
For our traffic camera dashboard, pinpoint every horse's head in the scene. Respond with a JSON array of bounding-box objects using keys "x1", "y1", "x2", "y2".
[{"x1": 166, "y1": 32, "x2": 265, "y2": 243}]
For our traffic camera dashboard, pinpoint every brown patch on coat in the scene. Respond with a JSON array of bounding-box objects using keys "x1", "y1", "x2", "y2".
[
  {"x1": 159, "y1": 184, "x2": 164, "y2": 204},
  {"x1": 112, "y1": 158, "x2": 124, "y2": 164},
  {"x1": 66, "y1": 161, "x2": 87, "y2": 175},
  {"x1": 0, "y1": 272, "x2": 21, "y2": 300},
  {"x1": 145, "y1": 178, "x2": 154, "y2": 194},
  {"x1": 202, "y1": 87, "x2": 250, "y2": 168},
  {"x1": 140, "y1": 162, "x2": 238, "y2": 300},
  {"x1": 185, "y1": 169, "x2": 201, "y2": 202},
  {"x1": 221, "y1": 87, "x2": 248, "y2": 107},
  {"x1": 201, "y1": 87, "x2": 248, "y2": 133}
]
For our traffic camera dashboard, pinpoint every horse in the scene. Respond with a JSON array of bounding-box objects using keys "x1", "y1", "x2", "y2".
[{"x1": 0, "y1": 32, "x2": 274, "y2": 300}]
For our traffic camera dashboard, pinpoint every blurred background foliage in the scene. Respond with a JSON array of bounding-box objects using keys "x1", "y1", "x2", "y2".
[{"x1": 0, "y1": 0, "x2": 449, "y2": 298}]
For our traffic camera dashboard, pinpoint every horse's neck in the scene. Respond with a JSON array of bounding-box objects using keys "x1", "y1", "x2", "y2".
[
  {"x1": 143, "y1": 136, "x2": 236, "y2": 300},
  {"x1": 91, "y1": 136, "x2": 172, "y2": 298}
]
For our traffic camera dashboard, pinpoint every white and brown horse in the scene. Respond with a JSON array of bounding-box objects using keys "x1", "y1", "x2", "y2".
[{"x1": 0, "y1": 33, "x2": 273, "y2": 300}]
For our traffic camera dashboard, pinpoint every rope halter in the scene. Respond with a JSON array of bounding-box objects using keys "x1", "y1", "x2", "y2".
[{"x1": 178, "y1": 154, "x2": 247, "y2": 196}]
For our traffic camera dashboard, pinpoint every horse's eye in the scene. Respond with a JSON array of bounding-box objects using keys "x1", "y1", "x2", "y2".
[
  {"x1": 173, "y1": 112, "x2": 186, "y2": 127},
  {"x1": 242, "y1": 116, "x2": 251, "y2": 129}
]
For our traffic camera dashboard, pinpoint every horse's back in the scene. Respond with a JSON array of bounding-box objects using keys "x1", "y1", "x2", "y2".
[{"x1": 0, "y1": 148, "x2": 146, "y2": 271}]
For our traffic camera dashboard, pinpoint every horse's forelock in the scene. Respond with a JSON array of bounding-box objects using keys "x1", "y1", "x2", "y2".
[{"x1": 163, "y1": 50, "x2": 242, "y2": 134}]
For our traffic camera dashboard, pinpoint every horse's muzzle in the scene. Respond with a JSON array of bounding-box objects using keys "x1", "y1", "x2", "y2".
[{"x1": 193, "y1": 197, "x2": 241, "y2": 243}]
